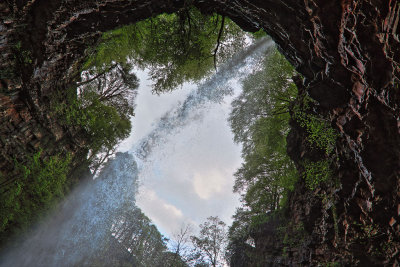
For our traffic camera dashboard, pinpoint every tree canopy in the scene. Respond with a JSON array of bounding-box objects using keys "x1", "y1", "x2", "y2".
[
  {"x1": 190, "y1": 216, "x2": 228, "y2": 267},
  {"x1": 227, "y1": 48, "x2": 298, "y2": 264},
  {"x1": 229, "y1": 48, "x2": 298, "y2": 215},
  {"x1": 84, "y1": 6, "x2": 248, "y2": 92}
]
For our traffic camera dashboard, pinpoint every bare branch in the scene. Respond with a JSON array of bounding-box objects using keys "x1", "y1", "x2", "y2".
[
  {"x1": 76, "y1": 63, "x2": 117, "y2": 86},
  {"x1": 213, "y1": 15, "x2": 225, "y2": 71}
]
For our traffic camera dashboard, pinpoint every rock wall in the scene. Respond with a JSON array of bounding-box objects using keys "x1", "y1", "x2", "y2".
[{"x1": 0, "y1": 0, "x2": 399, "y2": 265}]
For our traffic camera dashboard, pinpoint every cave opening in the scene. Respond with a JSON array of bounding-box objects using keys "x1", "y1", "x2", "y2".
[{"x1": 0, "y1": 1, "x2": 399, "y2": 266}]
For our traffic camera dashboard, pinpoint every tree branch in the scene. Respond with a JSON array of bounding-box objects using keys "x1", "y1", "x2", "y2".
[
  {"x1": 213, "y1": 15, "x2": 225, "y2": 71},
  {"x1": 76, "y1": 63, "x2": 117, "y2": 86}
]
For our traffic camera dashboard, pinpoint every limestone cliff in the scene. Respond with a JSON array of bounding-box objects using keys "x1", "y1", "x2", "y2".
[{"x1": 0, "y1": 0, "x2": 399, "y2": 265}]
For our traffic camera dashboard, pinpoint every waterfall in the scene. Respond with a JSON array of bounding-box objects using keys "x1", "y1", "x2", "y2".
[{"x1": 133, "y1": 38, "x2": 273, "y2": 161}]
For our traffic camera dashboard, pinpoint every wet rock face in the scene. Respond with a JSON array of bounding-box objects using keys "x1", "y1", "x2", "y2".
[{"x1": 1, "y1": 0, "x2": 399, "y2": 265}]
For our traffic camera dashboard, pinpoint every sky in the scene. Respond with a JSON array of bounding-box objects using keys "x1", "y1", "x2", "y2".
[{"x1": 117, "y1": 69, "x2": 243, "y2": 237}]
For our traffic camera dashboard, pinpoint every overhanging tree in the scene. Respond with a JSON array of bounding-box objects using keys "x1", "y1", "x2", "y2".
[{"x1": 84, "y1": 6, "x2": 248, "y2": 93}]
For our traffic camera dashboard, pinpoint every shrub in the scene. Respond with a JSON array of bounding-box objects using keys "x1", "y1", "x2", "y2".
[
  {"x1": 0, "y1": 151, "x2": 71, "y2": 237},
  {"x1": 294, "y1": 110, "x2": 338, "y2": 155},
  {"x1": 302, "y1": 160, "x2": 331, "y2": 190},
  {"x1": 293, "y1": 95, "x2": 338, "y2": 155}
]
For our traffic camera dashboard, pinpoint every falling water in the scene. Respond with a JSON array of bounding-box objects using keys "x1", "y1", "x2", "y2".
[
  {"x1": 0, "y1": 153, "x2": 138, "y2": 266},
  {"x1": 0, "y1": 38, "x2": 273, "y2": 266},
  {"x1": 133, "y1": 38, "x2": 274, "y2": 161}
]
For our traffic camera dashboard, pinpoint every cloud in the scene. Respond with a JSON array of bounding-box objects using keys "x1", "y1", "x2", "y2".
[
  {"x1": 137, "y1": 188, "x2": 186, "y2": 235},
  {"x1": 193, "y1": 170, "x2": 226, "y2": 199}
]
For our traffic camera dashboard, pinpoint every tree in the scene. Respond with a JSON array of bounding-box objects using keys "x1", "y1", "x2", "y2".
[
  {"x1": 168, "y1": 223, "x2": 193, "y2": 266},
  {"x1": 78, "y1": 62, "x2": 138, "y2": 117},
  {"x1": 96, "y1": 206, "x2": 169, "y2": 266},
  {"x1": 84, "y1": 6, "x2": 248, "y2": 93},
  {"x1": 64, "y1": 95, "x2": 132, "y2": 172},
  {"x1": 225, "y1": 208, "x2": 255, "y2": 267},
  {"x1": 190, "y1": 216, "x2": 227, "y2": 267},
  {"x1": 74, "y1": 62, "x2": 138, "y2": 173},
  {"x1": 227, "y1": 48, "x2": 298, "y2": 264},
  {"x1": 229, "y1": 48, "x2": 298, "y2": 216}
]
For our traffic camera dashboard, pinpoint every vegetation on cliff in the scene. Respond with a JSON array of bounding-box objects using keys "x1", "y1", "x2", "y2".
[{"x1": 0, "y1": 151, "x2": 71, "y2": 243}]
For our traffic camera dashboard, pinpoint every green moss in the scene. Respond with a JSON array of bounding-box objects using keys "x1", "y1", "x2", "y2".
[
  {"x1": 325, "y1": 262, "x2": 341, "y2": 267},
  {"x1": 302, "y1": 160, "x2": 332, "y2": 190},
  {"x1": 252, "y1": 29, "x2": 267, "y2": 39},
  {"x1": 295, "y1": 111, "x2": 338, "y2": 154},
  {"x1": 13, "y1": 41, "x2": 32, "y2": 65},
  {"x1": 279, "y1": 222, "x2": 306, "y2": 258},
  {"x1": 282, "y1": 246, "x2": 288, "y2": 258}
]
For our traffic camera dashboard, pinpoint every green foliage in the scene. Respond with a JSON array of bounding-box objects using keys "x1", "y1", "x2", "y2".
[
  {"x1": 302, "y1": 160, "x2": 331, "y2": 190},
  {"x1": 249, "y1": 213, "x2": 271, "y2": 229},
  {"x1": 292, "y1": 96, "x2": 338, "y2": 191},
  {"x1": 13, "y1": 41, "x2": 32, "y2": 65},
  {"x1": 230, "y1": 49, "x2": 297, "y2": 152},
  {"x1": 84, "y1": 7, "x2": 248, "y2": 92},
  {"x1": 52, "y1": 76, "x2": 132, "y2": 166},
  {"x1": 325, "y1": 262, "x2": 341, "y2": 267},
  {"x1": 278, "y1": 221, "x2": 306, "y2": 258},
  {"x1": 191, "y1": 216, "x2": 227, "y2": 267},
  {"x1": 0, "y1": 181, "x2": 22, "y2": 233},
  {"x1": 294, "y1": 96, "x2": 338, "y2": 155},
  {"x1": 0, "y1": 151, "x2": 71, "y2": 239},
  {"x1": 226, "y1": 207, "x2": 252, "y2": 246},
  {"x1": 79, "y1": 62, "x2": 138, "y2": 117},
  {"x1": 230, "y1": 48, "x2": 298, "y2": 216},
  {"x1": 227, "y1": 48, "x2": 299, "y2": 264},
  {"x1": 64, "y1": 96, "x2": 131, "y2": 152},
  {"x1": 88, "y1": 205, "x2": 172, "y2": 267},
  {"x1": 20, "y1": 150, "x2": 70, "y2": 200},
  {"x1": 252, "y1": 29, "x2": 267, "y2": 39}
]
